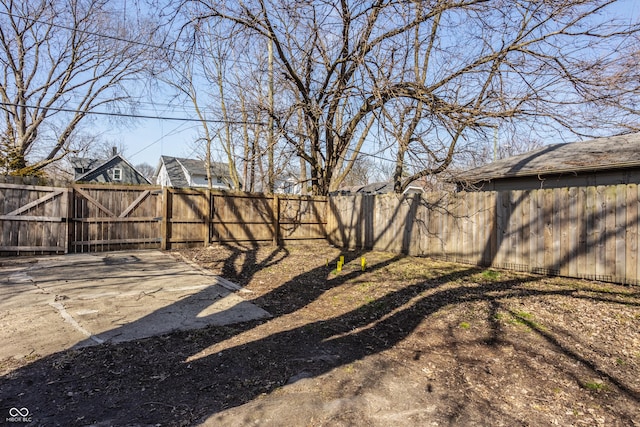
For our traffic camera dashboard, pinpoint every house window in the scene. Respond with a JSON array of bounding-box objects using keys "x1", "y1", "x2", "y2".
[{"x1": 113, "y1": 168, "x2": 122, "y2": 181}]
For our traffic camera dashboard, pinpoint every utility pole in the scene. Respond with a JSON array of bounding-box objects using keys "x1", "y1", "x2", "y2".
[{"x1": 267, "y1": 38, "x2": 275, "y2": 193}]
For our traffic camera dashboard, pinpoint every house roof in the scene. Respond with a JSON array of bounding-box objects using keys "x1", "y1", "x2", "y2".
[
  {"x1": 157, "y1": 156, "x2": 234, "y2": 187},
  {"x1": 455, "y1": 133, "x2": 640, "y2": 183},
  {"x1": 331, "y1": 182, "x2": 392, "y2": 195},
  {"x1": 74, "y1": 154, "x2": 151, "y2": 184},
  {"x1": 69, "y1": 157, "x2": 102, "y2": 171}
]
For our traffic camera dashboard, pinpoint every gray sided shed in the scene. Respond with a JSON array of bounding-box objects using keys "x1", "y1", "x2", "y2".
[{"x1": 455, "y1": 133, "x2": 640, "y2": 191}]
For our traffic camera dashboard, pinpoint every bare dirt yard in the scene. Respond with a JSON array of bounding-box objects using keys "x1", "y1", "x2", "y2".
[{"x1": 1, "y1": 242, "x2": 639, "y2": 426}]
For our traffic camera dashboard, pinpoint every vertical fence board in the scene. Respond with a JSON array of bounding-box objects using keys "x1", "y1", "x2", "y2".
[
  {"x1": 487, "y1": 191, "x2": 496, "y2": 265},
  {"x1": 566, "y1": 187, "x2": 578, "y2": 277},
  {"x1": 575, "y1": 187, "x2": 586, "y2": 277},
  {"x1": 464, "y1": 194, "x2": 473, "y2": 262},
  {"x1": 534, "y1": 190, "x2": 544, "y2": 270},
  {"x1": 495, "y1": 191, "x2": 507, "y2": 266},
  {"x1": 425, "y1": 193, "x2": 438, "y2": 258},
  {"x1": 521, "y1": 190, "x2": 530, "y2": 270},
  {"x1": 626, "y1": 184, "x2": 638, "y2": 284},
  {"x1": 543, "y1": 189, "x2": 554, "y2": 271},
  {"x1": 532, "y1": 189, "x2": 541, "y2": 270},
  {"x1": 559, "y1": 188, "x2": 570, "y2": 276},
  {"x1": 604, "y1": 186, "x2": 617, "y2": 277},
  {"x1": 551, "y1": 189, "x2": 562, "y2": 273},
  {"x1": 615, "y1": 185, "x2": 627, "y2": 280},
  {"x1": 470, "y1": 192, "x2": 479, "y2": 264},
  {"x1": 594, "y1": 186, "x2": 606, "y2": 277},
  {"x1": 585, "y1": 186, "x2": 596, "y2": 279},
  {"x1": 445, "y1": 195, "x2": 455, "y2": 259},
  {"x1": 511, "y1": 191, "x2": 522, "y2": 268},
  {"x1": 435, "y1": 194, "x2": 445, "y2": 258}
]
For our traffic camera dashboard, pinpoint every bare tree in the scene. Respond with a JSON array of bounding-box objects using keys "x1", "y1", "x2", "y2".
[
  {"x1": 158, "y1": 13, "x2": 272, "y2": 191},
  {"x1": 135, "y1": 162, "x2": 156, "y2": 181},
  {"x1": 0, "y1": 0, "x2": 155, "y2": 176},
  {"x1": 177, "y1": 0, "x2": 640, "y2": 195},
  {"x1": 237, "y1": 78, "x2": 263, "y2": 192},
  {"x1": 340, "y1": 155, "x2": 381, "y2": 187}
]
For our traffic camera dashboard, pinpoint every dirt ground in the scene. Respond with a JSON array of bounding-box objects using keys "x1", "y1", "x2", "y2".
[{"x1": 1, "y1": 242, "x2": 639, "y2": 426}]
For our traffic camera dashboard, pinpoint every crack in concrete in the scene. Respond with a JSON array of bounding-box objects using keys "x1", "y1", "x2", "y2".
[{"x1": 49, "y1": 301, "x2": 104, "y2": 345}]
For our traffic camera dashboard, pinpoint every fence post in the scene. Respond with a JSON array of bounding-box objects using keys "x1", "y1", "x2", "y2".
[
  {"x1": 161, "y1": 188, "x2": 170, "y2": 250},
  {"x1": 65, "y1": 187, "x2": 74, "y2": 254},
  {"x1": 204, "y1": 189, "x2": 211, "y2": 247},
  {"x1": 273, "y1": 194, "x2": 280, "y2": 246}
]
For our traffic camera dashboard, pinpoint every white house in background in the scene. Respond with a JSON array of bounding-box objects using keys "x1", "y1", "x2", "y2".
[
  {"x1": 154, "y1": 156, "x2": 240, "y2": 190},
  {"x1": 274, "y1": 176, "x2": 303, "y2": 195}
]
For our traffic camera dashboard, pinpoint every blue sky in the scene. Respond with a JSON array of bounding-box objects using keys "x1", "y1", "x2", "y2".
[{"x1": 100, "y1": 0, "x2": 640, "y2": 169}]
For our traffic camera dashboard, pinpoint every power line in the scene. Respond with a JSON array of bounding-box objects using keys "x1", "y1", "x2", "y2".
[
  {"x1": 0, "y1": 102, "x2": 266, "y2": 125},
  {"x1": 128, "y1": 121, "x2": 194, "y2": 161},
  {"x1": 0, "y1": 9, "x2": 268, "y2": 70},
  {"x1": 0, "y1": 7, "x2": 276, "y2": 121}
]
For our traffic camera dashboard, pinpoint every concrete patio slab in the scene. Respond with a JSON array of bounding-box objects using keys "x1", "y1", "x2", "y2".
[{"x1": 0, "y1": 251, "x2": 270, "y2": 361}]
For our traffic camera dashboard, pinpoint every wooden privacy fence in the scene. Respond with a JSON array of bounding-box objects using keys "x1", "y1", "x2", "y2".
[
  {"x1": 0, "y1": 183, "x2": 328, "y2": 254},
  {"x1": 0, "y1": 182, "x2": 70, "y2": 253},
  {"x1": 161, "y1": 188, "x2": 328, "y2": 248},
  {"x1": 3, "y1": 180, "x2": 638, "y2": 285},
  {"x1": 328, "y1": 184, "x2": 640, "y2": 286},
  {"x1": 71, "y1": 184, "x2": 163, "y2": 252}
]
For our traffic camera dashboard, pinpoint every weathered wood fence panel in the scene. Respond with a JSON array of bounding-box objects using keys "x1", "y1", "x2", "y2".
[
  {"x1": 71, "y1": 184, "x2": 163, "y2": 252},
  {"x1": 328, "y1": 184, "x2": 640, "y2": 285},
  {"x1": 0, "y1": 182, "x2": 69, "y2": 254},
  {"x1": 211, "y1": 192, "x2": 276, "y2": 244},
  {"x1": 278, "y1": 196, "x2": 328, "y2": 241},
  {"x1": 2, "y1": 183, "x2": 328, "y2": 253},
  {"x1": 162, "y1": 188, "x2": 208, "y2": 249},
  {"x1": 3, "y1": 180, "x2": 638, "y2": 285},
  {"x1": 209, "y1": 193, "x2": 328, "y2": 245}
]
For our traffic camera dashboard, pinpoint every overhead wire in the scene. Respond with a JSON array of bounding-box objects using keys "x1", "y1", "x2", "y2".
[
  {"x1": 0, "y1": 3, "x2": 417, "y2": 168},
  {"x1": 0, "y1": 101, "x2": 267, "y2": 125},
  {"x1": 0, "y1": 7, "x2": 274, "y2": 129},
  {"x1": 0, "y1": 9, "x2": 269, "y2": 71}
]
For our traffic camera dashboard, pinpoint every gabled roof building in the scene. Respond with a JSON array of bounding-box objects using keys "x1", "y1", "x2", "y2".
[
  {"x1": 455, "y1": 133, "x2": 640, "y2": 191},
  {"x1": 69, "y1": 149, "x2": 150, "y2": 185},
  {"x1": 154, "y1": 156, "x2": 239, "y2": 190}
]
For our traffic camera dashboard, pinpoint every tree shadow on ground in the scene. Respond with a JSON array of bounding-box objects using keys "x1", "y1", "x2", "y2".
[{"x1": 0, "y1": 248, "x2": 638, "y2": 426}]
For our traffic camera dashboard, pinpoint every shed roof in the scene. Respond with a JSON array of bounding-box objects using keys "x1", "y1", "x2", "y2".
[{"x1": 456, "y1": 133, "x2": 640, "y2": 183}]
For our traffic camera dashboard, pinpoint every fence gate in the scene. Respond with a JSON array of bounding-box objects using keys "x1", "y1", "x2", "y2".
[
  {"x1": 0, "y1": 183, "x2": 69, "y2": 254},
  {"x1": 71, "y1": 184, "x2": 162, "y2": 252}
]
